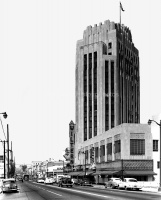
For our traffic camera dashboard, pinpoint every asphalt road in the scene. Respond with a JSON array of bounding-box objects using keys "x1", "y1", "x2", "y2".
[{"x1": 0, "y1": 181, "x2": 161, "y2": 200}]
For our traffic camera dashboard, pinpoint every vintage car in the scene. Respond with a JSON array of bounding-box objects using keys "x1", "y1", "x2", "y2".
[
  {"x1": 80, "y1": 179, "x2": 93, "y2": 186},
  {"x1": 71, "y1": 178, "x2": 82, "y2": 185},
  {"x1": 58, "y1": 177, "x2": 73, "y2": 187},
  {"x1": 2, "y1": 178, "x2": 19, "y2": 193},
  {"x1": 44, "y1": 177, "x2": 54, "y2": 184},
  {"x1": 37, "y1": 178, "x2": 45, "y2": 183},
  {"x1": 118, "y1": 178, "x2": 142, "y2": 190},
  {"x1": 105, "y1": 178, "x2": 122, "y2": 189}
]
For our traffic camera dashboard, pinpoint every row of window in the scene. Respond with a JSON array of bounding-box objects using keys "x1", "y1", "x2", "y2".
[
  {"x1": 118, "y1": 41, "x2": 139, "y2": 65},
  {"x1": 84, "y1": 52, "x2": 97, "y2": 141},
  {"x1": 79, "y1": 139, "x2": 147, "y2": 163},
  {"x1": 105, "y1": 60, "x2": 115, "y2": 130}
]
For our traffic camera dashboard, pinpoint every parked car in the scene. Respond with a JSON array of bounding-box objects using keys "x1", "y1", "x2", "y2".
[
  {"x1": 105, "y1": 178, "x2": 122, "y2": 189},
  {"x1": 71, "y1": 178, "x2": 82, "y2": 185},
  {"x1": 58, "y1": 177, "x2": 73, "y2": 187},
  {"x1": 118, "y1": 178, "x2": 142, "y2": 190},
  {"x1": 18, "y1": 177, "x2": 23, "y2": 182},
  {"x1": 2, "y1": 178, "x2": 19, "y2": 193},
  {"x1": 80, "y1": 179, "x2": 93, "y2": 186},
  {"x1": 44, "y1": 177, "x2": 54, "y2": 184},
  {"x1": 37, "y1": 178, "x2": 45, "y2": 183}
]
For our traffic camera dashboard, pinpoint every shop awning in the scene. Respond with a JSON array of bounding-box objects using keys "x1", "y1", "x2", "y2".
[
  {"x1": 93, "y1": 171, "x2": 118, "y2": 175},
  {"x1": 124, "y1": 171, "x2": 157, "y2": 176},
  {"x1": 68, "y1": 171, "x2": 81, "y2": 176}
]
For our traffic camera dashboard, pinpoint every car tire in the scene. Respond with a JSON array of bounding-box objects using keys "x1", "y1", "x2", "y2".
[{"x1": 110, "y1": 184, "x2": 113, "y2": 189}]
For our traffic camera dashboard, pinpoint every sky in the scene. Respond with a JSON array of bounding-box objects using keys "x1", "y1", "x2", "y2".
[{"x1": 0, "y1": 0, "x2": 161, "y2": 165}]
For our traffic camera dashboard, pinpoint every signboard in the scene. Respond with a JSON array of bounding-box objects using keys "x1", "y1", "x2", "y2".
[{"x1": 0, "y1": 163, "x2": 4, "y2": 173}]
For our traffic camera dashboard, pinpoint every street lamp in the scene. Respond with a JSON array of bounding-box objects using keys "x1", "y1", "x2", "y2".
[
  {"x1": 78, "y1": 150, "x2": 86, "y2": 180},
  {"x1": 0, "y1": 112, "x2": 7, "y2": 119},
  {"x1": 148, "y1": 119, "x2": 161, "y2": 191}
]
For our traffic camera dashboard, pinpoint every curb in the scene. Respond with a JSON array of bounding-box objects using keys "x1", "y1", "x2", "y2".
[{"x1": 92, "y1": 185, "x2": 161, "y2": 193}]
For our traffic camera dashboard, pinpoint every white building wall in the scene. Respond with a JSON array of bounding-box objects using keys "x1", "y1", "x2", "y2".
[{"x1": 151, "y1": 113, "x2": 161, "y2": 184}]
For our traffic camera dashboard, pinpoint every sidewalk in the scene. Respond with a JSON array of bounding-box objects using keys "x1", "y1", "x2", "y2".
[{"x1": 92, "y1": 184, "x2": 161, "y2": 193}]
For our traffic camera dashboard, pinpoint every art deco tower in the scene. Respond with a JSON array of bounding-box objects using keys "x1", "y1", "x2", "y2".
[{"x1": 75, "y1": 20, "x2": 140, "y2": 142}]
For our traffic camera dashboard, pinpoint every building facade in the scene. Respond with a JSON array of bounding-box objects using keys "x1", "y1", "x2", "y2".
[
  {"x1": 75, "y1": 19, "x2": 140, "y2": 144},
  {"x1": 75, "y1": 123, "x2": 155, "y2": 182},
  {"x1": 74, "y1": 20, "x2": 155, "y2": 183}
]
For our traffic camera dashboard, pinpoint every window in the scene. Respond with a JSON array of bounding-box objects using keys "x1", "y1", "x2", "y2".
[
  {"x1": 130, "y1": 139, "x2": 145, "y2": 155},
  {"x1": 85, "y1": 150, "x2": 88, "y2": 160},
  {"x1": 115, "y1": 140, "x2": 121, "y2": 153},
  {"x1": 108, "y1": 42, "x2": 112, "y2": 49},
  {"x1": 157, "y1": 161, "x2": 160, "y2": 169},
  {"x1": 95, "y1": 147, "x2": 98, "y2": 158},
  {"x1": 153, "y1": 140, "x2": 158, "y2": 151},
  {"x1": 107, "y1": 143, "x2": 112, "y2": 155}
]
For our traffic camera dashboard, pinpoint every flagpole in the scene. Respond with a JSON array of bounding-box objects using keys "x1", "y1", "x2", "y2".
[{"x1": 120, "y1": 2, "x2": 121, "y2": 25}]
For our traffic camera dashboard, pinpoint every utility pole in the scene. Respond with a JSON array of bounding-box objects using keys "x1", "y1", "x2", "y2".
[
  {"x1": 7, "y1": 124, "x2": 9, "y2": 178},
  {"x1": 4, "y1": 141, "x2": 6, "y2": 179}
]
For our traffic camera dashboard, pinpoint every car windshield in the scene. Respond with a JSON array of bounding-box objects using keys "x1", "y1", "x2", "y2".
[
  {"x1": 3, "y1": 180, "x2": 15, "y2": 184},
  {"x1": 129, "y1": 179, "x2": 137, "y2": 182}
]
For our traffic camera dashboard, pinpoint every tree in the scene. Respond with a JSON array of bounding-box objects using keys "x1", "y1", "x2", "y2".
[
  {"x1": 63, "y1": 147, "x2": 70, "y2": 161},
  {"x1": 21, "y1": 164, "x2": 27, "y2": 173}
]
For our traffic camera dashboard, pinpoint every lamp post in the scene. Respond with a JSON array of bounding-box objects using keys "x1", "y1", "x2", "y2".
[
  {"x1": 78, "y1": 150, "x2": 86, "y2": 180},
  {"x1": 148, "y1": 119, "x2": 161, "y2": 191}
]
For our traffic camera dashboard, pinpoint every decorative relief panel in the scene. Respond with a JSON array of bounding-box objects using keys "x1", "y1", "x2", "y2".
[
  {"x1": 130, "y1": 133, "x2": 145, "y2": 139},
  {"x1": 107, "y1": 137, "x2": 112, "y2": 143},
  {"x1": 100, "y1": 140, "x2": 105, "y2": 145},
  {"x1": 114, "y1": 134, "x2": 121, "y2": 141},
  {"x1": 123, "y1": 160, "x2": 153, "y2": 170},
  {"x1": 85, "y1": 146, "x2": 88, "y2": 151},
  {"x1": 94, "y1": 142, "x2": 99, "y2": 147}
]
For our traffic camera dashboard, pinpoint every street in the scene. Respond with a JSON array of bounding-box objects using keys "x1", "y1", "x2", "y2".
[{"x1": 0, "y1": 181, "x2": 161, "y2": 200}]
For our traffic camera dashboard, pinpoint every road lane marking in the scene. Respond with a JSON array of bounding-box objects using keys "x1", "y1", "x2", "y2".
[
  {"x1": 49, "y1": 186, "x2": 117, "y2": 199},
  {"x1": 31, "y1": 182, "x2": 127, "y2": 199},
  {"x1": 46, "y1": 190, "x2": 62, "y2": 196},
  {"x1": 33, "y1": 184, "x2": 62, "y2": 197}
]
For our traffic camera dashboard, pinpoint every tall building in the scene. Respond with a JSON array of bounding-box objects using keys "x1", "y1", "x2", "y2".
[
  {"x1": 75, "y1": 19, "x2": 140, "y2": 142},
  {"x1": 73, "y1": 20, "x2": 156, "y2": 183}
]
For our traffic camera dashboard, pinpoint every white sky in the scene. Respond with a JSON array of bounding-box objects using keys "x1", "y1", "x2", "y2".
[{"x1": 0, "y1": 0, "x2": 161, "y2": 165}]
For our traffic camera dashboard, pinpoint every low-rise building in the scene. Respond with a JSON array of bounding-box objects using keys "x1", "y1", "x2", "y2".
[{"x1": 74, "y1": 123, "x2": 156, "y2": 184}]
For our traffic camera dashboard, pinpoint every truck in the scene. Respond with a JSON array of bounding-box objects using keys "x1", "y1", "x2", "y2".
[
  {"x1": 58, "y1": 177, "x2": 73, "y2": 187},
  {"x1": 23, "y1": 174, "x2": 29, "y2": 181},
  {"x1": 118, "y1": 178, "x2": 142, "y2": 190}
]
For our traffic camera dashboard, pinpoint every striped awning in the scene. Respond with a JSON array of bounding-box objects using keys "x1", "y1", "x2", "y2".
[{"x1": 124, "y1": 171, "x2": 157, "y2": 176}]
